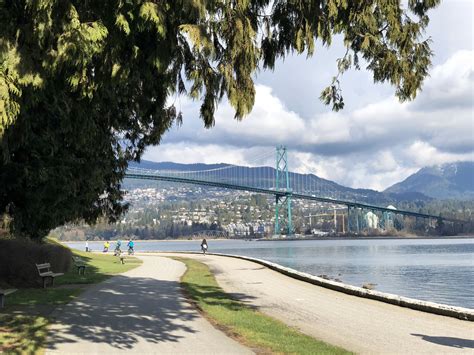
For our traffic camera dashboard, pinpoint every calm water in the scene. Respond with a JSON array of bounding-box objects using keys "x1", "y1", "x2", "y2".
[{"x1": 66, "y1": 238, "x2": 474, "y2": 309}]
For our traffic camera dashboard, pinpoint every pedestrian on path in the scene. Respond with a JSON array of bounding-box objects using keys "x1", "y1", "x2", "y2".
[{"x1": 201, "y1": 238, "x2": 208, "y2": 254}]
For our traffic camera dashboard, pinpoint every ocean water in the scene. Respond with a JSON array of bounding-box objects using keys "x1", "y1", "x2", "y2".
[{"x1": 67, "y1": 237, "x2": 474, "y2": 309}]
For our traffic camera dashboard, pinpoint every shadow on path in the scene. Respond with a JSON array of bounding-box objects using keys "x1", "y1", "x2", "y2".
[
  {"x1": 48, "y1": 275, "x2": 198, "y2": 350},
  {"x1": 411, "y1": 333, "x2": 474, "y2": 349}
]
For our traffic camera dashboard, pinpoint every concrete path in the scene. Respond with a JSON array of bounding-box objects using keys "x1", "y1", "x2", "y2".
[
  {"x1": 46, "y1": 256, "x2": 252, "y2": 354},
  {"x1": 160, "y1": 253, "x2": 474, "y2": 354}
]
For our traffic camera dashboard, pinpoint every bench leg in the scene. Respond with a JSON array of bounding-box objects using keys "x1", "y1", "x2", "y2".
[
  {"x1": 0, "y1": 294, "x2": 4, "y2": 308},
  {"x1": 43, "y1": 277, "x2": 47, "y2": 289},
  {"x1": 51, "y1": 276, "x2": 55, "y2": 286}
]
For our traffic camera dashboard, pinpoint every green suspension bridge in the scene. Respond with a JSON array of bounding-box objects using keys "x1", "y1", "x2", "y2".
[{"x1": 125, "y1": 146, "x2": 463, "y2": 235}]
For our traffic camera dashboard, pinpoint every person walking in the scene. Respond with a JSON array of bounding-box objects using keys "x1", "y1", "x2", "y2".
[
  {"x1": 85, "y1": 241, "x2": 89, "y2": 252},
  {"x1": 201, "y1": 238, "x2": 208, "y2": 254}
]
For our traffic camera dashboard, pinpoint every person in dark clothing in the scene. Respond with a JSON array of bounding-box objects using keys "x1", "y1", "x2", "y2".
[{"x1": 201, "y1": 238, "x2": 208, "y2": 254}]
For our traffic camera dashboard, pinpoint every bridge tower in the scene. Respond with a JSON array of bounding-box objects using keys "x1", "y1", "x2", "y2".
[{"x1": 274, "y1": 146, "x2": 293, "y2": 235}]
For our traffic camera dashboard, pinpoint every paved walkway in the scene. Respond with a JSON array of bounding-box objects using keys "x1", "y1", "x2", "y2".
[
  {"x1": 160, "y1": 253, "x2": 474, "y2": 354},
  {"x1": 46, "y1": 256, "x2": 252, "y2": 354}
]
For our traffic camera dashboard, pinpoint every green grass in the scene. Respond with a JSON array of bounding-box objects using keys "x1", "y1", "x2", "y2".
[
  {"x1": 7, "y1": 288, "x2": 82, "y2": 306},
  {"x1": 0, "y1": 314, "x2": 49, "y2": 354},
  {"x1": 8, "y1": 250, "x2": 142, "y2": 306},
  {"x1": 56, "y1": 249, "x2": 143, "y2": 285},
  {"x1": 1, "y1": 247, "x2": 142, "y2": 353},
  {"x1": 176, "y1": 257, "x2": 351, "y2": 355}
]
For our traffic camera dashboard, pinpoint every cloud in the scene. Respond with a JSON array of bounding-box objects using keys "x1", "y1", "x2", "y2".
[
  {"x1": 298, "y1": 50, "x2": 474, "y2": 158},
  {"x1": 411, "y1": 50, "x2": 474, "y2": 111},
  {"x1": 146, "y1": 49, "x2": 473, "y2": 190},
  {"x1": 144, "y1": 143, "x2": 275, "y2": 167},
  {"x1": 162, "y1": 84, "x2": 305, "y2": 148},
  {"x1": 212, "y1": 85, "x2": 306, "y2": 146},
  {"x1": 401, "y1": 141, "x2": 474, "y2": 167}
]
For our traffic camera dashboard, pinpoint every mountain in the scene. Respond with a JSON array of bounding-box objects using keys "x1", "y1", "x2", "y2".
[
  {"x1": 385, "y1": 161, "x2": 474, "y2": 200},
  {"x1": 125, "y1": 160, "x2": 432, "y2": 204}
]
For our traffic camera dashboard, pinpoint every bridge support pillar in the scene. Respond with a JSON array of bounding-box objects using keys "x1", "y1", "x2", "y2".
[
  {"x1": 356, "y1": 209, "x2": 360, "y2": 234},
  {"x1": 347, "y1": 206, "x2": 351, "y2": 233},
  {"x1": 274, "y1": 146, "x2": 293, "y2": 235}
]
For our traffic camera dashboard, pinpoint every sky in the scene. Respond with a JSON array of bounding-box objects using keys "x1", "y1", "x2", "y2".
[{"x1": 143, "y1": 0, "x2": 474, "y2": 192}]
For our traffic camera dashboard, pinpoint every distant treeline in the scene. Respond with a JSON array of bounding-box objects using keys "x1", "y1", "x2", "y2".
[
  {"x1": 52, "y1": 198, "x2": 474, "y2": 241},
  {"x1": 56, "y1": 221, "x2": 223, "y2": 241}
]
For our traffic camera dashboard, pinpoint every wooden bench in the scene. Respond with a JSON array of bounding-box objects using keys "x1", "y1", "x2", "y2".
[
  {"x1": 0, "y1": 289, "x2": 17, "y2": 308},
  {"x1": 72, "y1": 256, "x2": 86, "y2": 275},
  {"x1": 36, "y1": 263, "x2": 64, "y2": 288}
]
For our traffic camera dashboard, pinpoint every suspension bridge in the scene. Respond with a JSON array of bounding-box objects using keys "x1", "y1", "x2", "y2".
[{"x1": 125, "y1": 146, "x2": 463, "y2": 235}]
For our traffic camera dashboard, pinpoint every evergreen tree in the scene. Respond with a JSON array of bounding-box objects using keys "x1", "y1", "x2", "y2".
[{"x1": 0, "y1": 0, "x2": 440, "y2": 239}]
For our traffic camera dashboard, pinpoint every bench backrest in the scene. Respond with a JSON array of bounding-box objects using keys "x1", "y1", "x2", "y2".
[
  {"x1": 36, "y1": 263, "x2": 51, "y2": 274},
  {"x1": 0, "y1": 288, "x2": 17, "y2": 295},
  {"x1": 72, "y1": 256, "x2": 84, "y2": 264}
]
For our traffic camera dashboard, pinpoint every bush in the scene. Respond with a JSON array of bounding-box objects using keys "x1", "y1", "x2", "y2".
[{"x1": 0, "y1": 238, "x2": 72, "y2": 287}]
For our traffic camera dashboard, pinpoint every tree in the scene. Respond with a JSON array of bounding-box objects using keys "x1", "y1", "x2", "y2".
[{"x1": 0, "y1": 0, "x2": 440, "y2": 240}]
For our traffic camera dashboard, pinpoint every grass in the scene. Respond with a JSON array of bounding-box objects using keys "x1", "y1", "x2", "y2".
[
  {"x1": 0, "y1": 314, "x2": 49, "y2": 354},
  {"x1": 176, "y1": 257, "x2": 351, "y2": 355},
  {"x1": 7, "y1": 288, "x2": 82, "y2": 306},
  {"x1": 7, "y1": 249, "x2": 142, "y2": 306},
  {"x1": 56, "y1": 249, "x2": 142, "y2": 285},
  {"x1": 0, "y1": 247, "x2": 142, "y2": 353}
]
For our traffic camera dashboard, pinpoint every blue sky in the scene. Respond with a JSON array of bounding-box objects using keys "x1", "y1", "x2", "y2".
[{"x1": 144, "y1": 0, "x2": 474, "y2": 191}]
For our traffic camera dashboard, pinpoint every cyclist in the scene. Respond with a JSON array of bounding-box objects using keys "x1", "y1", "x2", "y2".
[
  {"x1": 127, "y1": 239, "x2": 135, "y2": 255},
  {"x1": 114, "y1": 239, "x2": 122, "y2": 256}
]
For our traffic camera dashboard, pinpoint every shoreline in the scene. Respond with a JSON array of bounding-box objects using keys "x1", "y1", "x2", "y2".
[
  {"x1": 63, "y1": 234, "x2": 474, "y2": 243},
  {"x1": 152, "y1": 253, "x2": 473, "y2": 353},
  {"x1": 63, "y1": 238, "x2": 474, "y2": 312},
  {"x1": 150, "y1": 251, "x2": 474, "y2": 321},
  {"x1": 257, "y1": 234, "x2": 474, "y2": 241}
]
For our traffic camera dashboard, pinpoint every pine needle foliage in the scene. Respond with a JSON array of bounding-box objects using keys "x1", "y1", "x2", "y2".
[{"x1": 0, "y1": 0, "x2": 440, "y2": 239}]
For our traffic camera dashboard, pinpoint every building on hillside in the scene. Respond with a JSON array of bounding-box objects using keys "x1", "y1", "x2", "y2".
[{"x1": 365, "y1": 211, "x2": 379, "y2": 229}]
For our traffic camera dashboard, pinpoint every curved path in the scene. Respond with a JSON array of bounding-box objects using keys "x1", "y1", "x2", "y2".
[
  {"x1": 160, "y1": 253, "x2": 474, "y2": 354},
  {"x1": 46, "y1": 256, "x2": 252, "y2": 354}
]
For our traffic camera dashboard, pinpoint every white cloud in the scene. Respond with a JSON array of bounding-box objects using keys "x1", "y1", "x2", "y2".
[
  {"x1": 147, "y1": 49, "x2": 474, "y2": 191},
  {"x1": 412, "y1": 50, "x2": 474, "y2": 111},
  {"x1": 144, "y1": 142, "x2": 275, "y2": 167},
  {"x1": 213, "y1": 85, "x2": 306, "y2": 144},
  {"x1": 402, "y1": 141, "x2": 474, "y2": 167}
]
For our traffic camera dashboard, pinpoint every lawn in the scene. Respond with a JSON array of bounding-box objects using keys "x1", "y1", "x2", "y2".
[
  {"x1": 176, "y1": 257, "x2": 352, "y2": 355},
  {"x1": 7, "y1": 249, "x2": 142, "y2": 306},
  {"x1": 0, "y1": 248, "x2": 142, "y2": 353},
  {"x1": 0, "y1": 314, "x2": 49, "y2": 354}
]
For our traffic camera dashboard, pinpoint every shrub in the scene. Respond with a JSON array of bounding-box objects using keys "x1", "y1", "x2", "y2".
[{"x1": 0, "y1": 238, "x2": 72, "y2": 287}]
